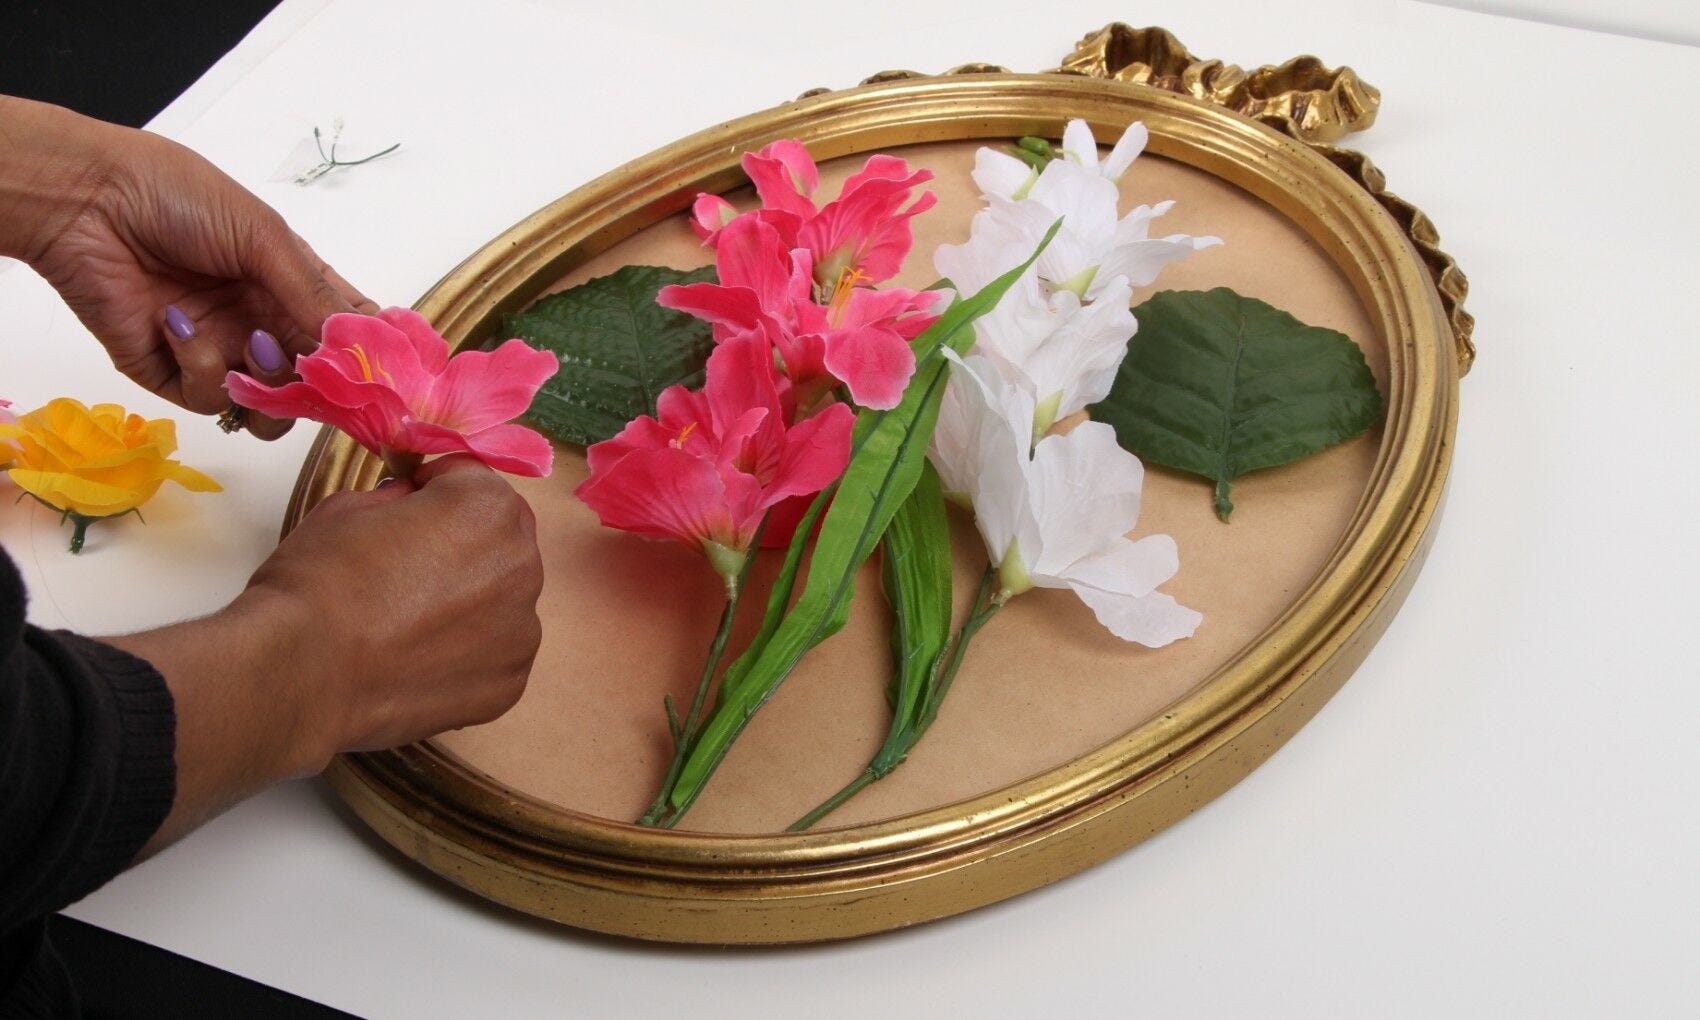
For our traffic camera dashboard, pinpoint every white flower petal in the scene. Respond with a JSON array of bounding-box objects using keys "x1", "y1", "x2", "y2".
[
  {"x1": 1024, "y1": 421, "x2": 1145, "y2": 577},
  {"x1": 973, "y1": 147, "x2": 1038, "y2": 201},
  {"x1": 1060, "y1": 119, "x2": 1099, "y2": 171},
  {"x1": 1102, "y1": 122, "x2": 1149, "y2": 182},
  {"x1": 1022, "y1": 276, "x2": 1135, "y2": 417},
  {"x1": 1068, "y1": 583, "x2": 1202, "y2": 647},
  {"x1": 1026, "y1": 160, "x2": 1120, "y2": 255},
  {"x1": 934, "y1": 201, "x2": 1047, "y2": 296},
  {"x1": 936, "y1": 351, "x2": 1034, "y2": 565},
  {"x1": 971, "y1": 271, "x2": 1056, "y2": 366},
  {"x1": 1063, "y1": 533, "x2": 1180, "y2": 598},
  {"x1": 1093, "y1": 235, "x2": 1222, "y2": 292},
  {"x1": 930, "y1": 382, "x2": 978, "y2": 502}
]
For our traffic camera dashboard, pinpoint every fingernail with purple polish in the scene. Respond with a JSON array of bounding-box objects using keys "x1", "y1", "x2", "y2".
[
  {"x1": 164, "y1": 305, "x2": 196, "y2": 340},
  {"x1": 249, "y1": 329, "x2": 285, "y2": 373}
]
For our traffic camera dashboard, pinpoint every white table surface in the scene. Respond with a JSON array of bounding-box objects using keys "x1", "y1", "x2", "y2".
[{"x1": 5, "y1": 0, "x2": 1698, "y2": 1015}]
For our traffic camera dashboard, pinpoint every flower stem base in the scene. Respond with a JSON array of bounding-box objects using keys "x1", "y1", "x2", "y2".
[
  {"x1": 788, "y1": 565, "x2": 1003, "y2": 831},
  {"x1": 381, "y1": 447, "x2": 424, "y2": 483},
  {"x1": 22, "y1": 495, "x2": 142, "y2": 554}
]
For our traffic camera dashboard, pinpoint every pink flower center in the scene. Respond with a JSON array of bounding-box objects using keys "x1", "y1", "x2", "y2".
[{"x1": 730, "y1": 436, "x2": 780, "y2": 484}]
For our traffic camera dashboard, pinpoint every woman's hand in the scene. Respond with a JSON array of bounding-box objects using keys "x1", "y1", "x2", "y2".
[
  {"x1": 108, "y1": 457, "x2": 546, "y2": 854},
  {"x1": 0, "y1": 95, "x2": 375, "y2": 439},
  {"x1": 246, "y1": 456, "x2": 546, "y2": 759}
]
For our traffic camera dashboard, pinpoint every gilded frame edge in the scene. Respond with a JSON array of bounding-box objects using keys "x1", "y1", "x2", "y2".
[{"x1": 289, "y1": 71, "x2": 1459, "y2": 943}]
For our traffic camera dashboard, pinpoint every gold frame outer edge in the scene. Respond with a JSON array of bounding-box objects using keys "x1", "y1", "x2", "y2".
[{"x1": 288, "y1": 62, "x2": 1461, "y2": 943}]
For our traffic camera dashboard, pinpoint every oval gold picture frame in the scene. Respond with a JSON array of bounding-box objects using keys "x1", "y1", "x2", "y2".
[{"x1": 290, "y1": 33, "x2": 1467, "y2": 944}]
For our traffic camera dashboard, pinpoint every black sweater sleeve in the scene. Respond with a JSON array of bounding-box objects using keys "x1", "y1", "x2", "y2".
[{"x1": 0, "y1": 547, "x2": 176, "y2": 1011}]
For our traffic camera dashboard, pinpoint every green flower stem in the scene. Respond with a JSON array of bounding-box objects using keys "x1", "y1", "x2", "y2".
[
  {"x1": 381, "y1": 448, "x2": 423, "y2": 483},
  {"x1": 788, "y1": 565, "x2": 1002, "y2": 832},
  {"x1": 19, "y1": 494, "x2": 141, "y2": 554},
  {"x1": 1213, "y1": 480, "x2": 1235, "y2": 522},
  {"x1": 786, "y1": 769, "x2": 879, "y2": 833},
  {"x1": 67, "y1": 513, "x2": 94, "y2": 554},
  {"x1": 637, "y1": 519, "x2": 766, "y2": 827},
  {"x1": 918, "y1": 567, "x2": 1003, "y2": 733}
]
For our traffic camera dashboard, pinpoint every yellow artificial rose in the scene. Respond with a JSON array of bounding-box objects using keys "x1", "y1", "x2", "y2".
[{"x1": 0, "y1": 397, "x2": 221, "y2": 551}]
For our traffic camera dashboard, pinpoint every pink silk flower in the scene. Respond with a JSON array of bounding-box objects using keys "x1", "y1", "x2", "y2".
[
  {"x1": 574, "y1": 332, "x2": 853, "y2": 578},
  {"x1": 226, "y1": 307, "x2": 558, "y2": 477}
]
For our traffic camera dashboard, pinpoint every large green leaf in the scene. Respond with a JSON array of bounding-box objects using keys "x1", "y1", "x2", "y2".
[
  {"x1": 663, "y1": 223, "x2": 1061, "y2": 819},
  {"x1": 877, "y1": 460, "x2": 954, "y2": 759},
  {"x1": 502, "y1": 264, "x2": 716, "y2": 446},
  {"x1": 1091, "y1": 288, "x2": 1383, "y2": 521}
]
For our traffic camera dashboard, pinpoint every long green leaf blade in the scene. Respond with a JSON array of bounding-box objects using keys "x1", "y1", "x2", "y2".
[{"x1": 876, "y1": 461, "x2": 953, "y2": 766}]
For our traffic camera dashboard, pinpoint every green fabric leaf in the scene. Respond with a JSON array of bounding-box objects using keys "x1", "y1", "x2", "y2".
[
  {"x1": 875, "y1": 460, "x2": 954, "y2": 771},
  {"x1": 1090, "y1": 288, "x2": 1383, "y2": 521},
  {"x1": 502, "y1": 264, "x2": 717, "y2": 447},
  {"x1": 665, "y1": 222, "x2": 1061, "y2": 818}
]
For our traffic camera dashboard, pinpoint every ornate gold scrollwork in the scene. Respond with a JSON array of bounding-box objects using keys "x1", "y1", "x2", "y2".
[{"x1": 1060, "y1": 23, "x2": 1471, "y2": 374}]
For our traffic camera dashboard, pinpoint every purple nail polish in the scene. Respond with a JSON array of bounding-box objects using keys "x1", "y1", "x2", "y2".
[
  {"x1": 249, "y1": 329, "x2": 285, "y2": 373},
  {"x1": 164, "y1": 304, "x2": 196, "y2": 340}
]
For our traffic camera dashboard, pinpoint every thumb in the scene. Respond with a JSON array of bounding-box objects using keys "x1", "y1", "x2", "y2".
[{"x1": 309, "y1": 475, "x2": 416, "y2": 518}]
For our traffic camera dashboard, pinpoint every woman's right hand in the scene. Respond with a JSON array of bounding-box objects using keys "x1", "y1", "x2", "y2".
[
  {"x1": 110, "y1": 456, "x2": 545, "y2": 854},
  {"x1": 247, "y1": 456, "x2": 545, "y2": 762}
]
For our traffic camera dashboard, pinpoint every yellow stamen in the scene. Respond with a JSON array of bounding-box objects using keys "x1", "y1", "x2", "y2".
[
  {"x1": 827, "y1": 265, "x2": 868, "y2": 327},
  {"x1": 673, "y1": 421, "x2": 699, "y2": 448},
  {"x1": 347, "y1": 344, "x2": 394, "y2": 385}
]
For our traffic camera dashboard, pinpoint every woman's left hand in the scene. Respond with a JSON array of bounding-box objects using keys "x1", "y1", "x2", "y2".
[{"x1": 0, "y1": 96, "x2": 377, "y2": 439}]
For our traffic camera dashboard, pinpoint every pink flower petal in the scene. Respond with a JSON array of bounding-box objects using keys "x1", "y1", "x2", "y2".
[
  {"x1": 691, "y1": 193, "x2": 738, "y2": 244},
  {"x1": 224, "y1": 372, "x2": 399, "y2": 453},
  {"x1": 574, "y1": 446, "x2": 758, "y2": 550},
  {"x1": 295, "y1": 352, "x2": 415, "y2": 417},
  {"x1": 712, "y1": 216, "x2": 798, "y2": 310},
  {"x1": 741, "y1": 140, "x2": 819, "y2": 219},
  {"x1": 400, "y1": 420, "x2": 554, "y2": 477},
  {"x1": 822, "y1": 324, "x2": 917, "y2": 411},
  {"x1": 838, "y1": 286, "x2": 943, "y2": 333},
  {"x1": 655, "y1": 383, "x2": 713, "y2": 436},
  {"x1": 233, "y1": 307, "x2": 555, "y2": 473},
  {"x1": 656, "y1": 282, "x2": 765, "y2": 333},
  {"x1": 763, "y1": 401, "x2": 853, "y2": 506},
  {"x1": 319, "y1": 312, "x2": 432, "y2": 399},
  {"x1": 800, "y1": 156, "x2": 936, "y2": 285},
  {"x1": 770, "y1": 330, "x2": 831, "y2": 404},
  {"x1": 701, "y1": 334, "x2": 784, "y2": 438},
  {"x1": 715, "y1": 406, "x2": 774, "y2": 481},
  {"x1": 839, "y1": 153, "x2": 931, "y2": 196},
  {"x1": 375, "y1": 307, "x2": 452, "y2": 374},
  {"x1": 752, "y1": 208, "x2": 805, "y2": 250},
  {"x1": 760, "y1": 492, "x2": 821, "y2": 548},
  {"x1": 425, "y1": 339, "x2": 558, "y2": 432},
  {"x1": 585, "y1": 412, "x2": 677, "y2": 474}
]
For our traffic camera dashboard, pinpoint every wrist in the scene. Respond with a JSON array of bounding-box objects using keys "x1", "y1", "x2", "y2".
[
  {"x1": 220, "y1": 581, "x2": 343, "y2": 778},
  {"x1": 104, "y1": 583, "x2": 334, "y2": 798},
  {"x1": 0, "y1": 95, "x2": 118, "y2": 263}
]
